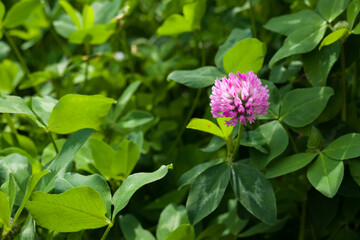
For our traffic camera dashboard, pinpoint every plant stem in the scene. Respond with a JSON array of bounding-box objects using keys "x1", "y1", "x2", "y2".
[
  {"x1": 3, "y1": 29, "x2": 31, "y2": 77},
  {"x1": 84, "y1": 43, "x2": 91, "y2": 87},
  {"x1": 340, "y1": 42, "x2": 347, "y2": 122},
  {"x1": 352, "y1": 58, "x2": 359, "y2": 101},
  {"x1": 100, "y1": 222, "x2": 113, "y2": 240},
  {"x1": 298, "y1": 198, "x2": 307, "y2": 240},
  {"x1": 280, "y1": 121, "x2": 298, "y2": 153},
  {"x1": 167, "y1": 88, "x2": 203, "y2": 158},
  {"x1": 50, "y1": 27, "x2": 72, "y2": 58},
  {"x1": 197, "y1": 30, "x2": 206, "y2": 66},
  {"x1": 231, "y1": 124, "x2": 243, "y2": 162},
  {"x1": 47, "y1": 130, "x2": 59, "y2": 154},
  {"x1": 249, "y1": 0, "x2": 257, "y2": 38},
  {"x1": 4, "y1": 113, "x2": 19, "y2": 146}
]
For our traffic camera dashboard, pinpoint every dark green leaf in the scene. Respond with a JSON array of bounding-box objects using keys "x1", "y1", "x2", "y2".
[
  {"x1": 119, "y1": 214, "x2": 156, "y2": 240},
  {"x1": 323, "y1": 133, "x2": 360, "y2": 160},
  {"x1": 157, "y1": 204, "x2": 189, "y2": 240},
  {"x1": 164, "y1": 224, "x2": 195, "y2": 240},
  {"x1": 316, "y1": 0, "x2": 350, "y2": 22}
]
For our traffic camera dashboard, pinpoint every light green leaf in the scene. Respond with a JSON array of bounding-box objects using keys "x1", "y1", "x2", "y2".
[
  {"x1": 157, "y1": 14, "x2": 192, "y2": 36},
  {"x1": 0, "y1": 59, "x2": 18, "y2": 94},
  {"x1": 39, "y1": 129, "x2": 94, "y2": 192},
  {"x1": 112, "y1": 165, "x2": 170, "y2": 217},
  {"x1": 92, "y1": 0, "x2": 122, "y2": 25},
  {"x1": 47, "y1": 94, "x2": 115, "y2": 134},
  {"x1": 3, "y1": 0, "x2": 42, "y2": 29},
  {"x1": 269, "y1": 24, "x2": 327, "y2": 67},
  {"x1": 249, "y1": 120, "x2": 288, "y2": 169},
  {"x1": 347, "y1": 0, "x2": 360, "y2": 29},
  {"x1": 53, "y1": 14, "x2": 78, "y2": 38},
  {"x1": 0, "y1": 191, "x2": 11, "y2": 230},
  {"x1": 353, "y1": 22, "x2": 360, "y2": 34},
  {"x1": 82, "y1": 5, "x2": 94, "y2": 28},
  {"x1": 223, "y1": 38, "x2": 266, "y2": 74},
  {"x1": 323, "y1": 133, "x2": 360, "y2": 160},
  {"x1": 319, "y1": 29, "x2": 350, "y2": 49},
  {"x1": 27, "y1": 187, "x2": 111, "y2": 232},
  {"x1": 59, "y1": 0, "x2": 82, "y2": 29},
  {"x1": 264, "y1": 10, "x2": 325, "y2": 36},
  {"x1": 157, "y1": 204, "x2": 189, "y2": 240},
  {"x1": 55, "y1": 173, "x2": 112, "y2": 218},
  {"x1": 215, "y1": 28, "x2": 252, "y2": 71},
  {"x1": 316, "y1": 0, "x2": 350, "y2": 22},
  {"x1": 230, "y1": 162, "x2": 277, "y2": 224},
  {"x1": 178, "y1": 158, "x2": 225, "y2": 189},
  {"x1": 216, "y1": 117, "x2": 234, "y2": 139},
  {"x1": 0, "y1": 95, "x2": 40, "y2": 126},
  {"x1": 186, "y1": 118, "x2": 225, "y2": 139},
  {"x1": 0, "y1": 173, "x2": 16, "y2": 213},
  {"x1": 280, "y1": 87, "x2": 334, "y2": 127},
  {"x1": 307, "y1": 153, "x2": 344, "y2": 198},
  {"x1": 266, "y1": 153, "x2": 318, "y2": 178},
  {"x1": 31, "y1": 96, "x2": 58, "y2": 126},
  {"x1": 119, "y1": 214, "x2": 156, "y2": 240},
  {"x1": 69, "y1": 24, "x2": 116, "y2": 45},
  {"x1": 115, "y1": 110, "x2": 155, "y2": 131},
  {"x1": 183, "y1": 0, "x2": 206, "y2": 30},
  {"x1": 18, "y1": 215, "x2": 37, "y2": 240},
  {"x1": 167, "y1": 66, "x2": 225, "y2": 88},
  {"x1": 0, "y1": 1, "x2": 5, "y2": 22},
  {"x1": 164, "y1": 224, "x2": 195, "y2": 240},
  {"x1": 114, "y1": 140, "x2": 140, "y2": 178},
  {"x1": 186, "y1": 163, "x2": 230, "y2": 224},
  {"x1": 303, "y1": 43, "x2": 340, "y2": 86}
]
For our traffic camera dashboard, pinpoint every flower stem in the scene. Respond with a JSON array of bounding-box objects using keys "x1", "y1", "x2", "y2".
[
  {"x1": 249, "y1": 0, "x2": 257, "y2": 38},
  {"x1": 340, "y1": 42, "x2": 347, "y2": 122},
  {"x1": 100, "y1": 222, "x2": 113, "y2": 240},
  {"x1": 3, "y1": 29, "x2": 30, "y2": 77},
  {"x1": 231, "y1": 124, "x2": 243, "y2": 162}
]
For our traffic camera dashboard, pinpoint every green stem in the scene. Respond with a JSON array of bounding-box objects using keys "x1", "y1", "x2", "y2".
[
  {"x1": 84, "y1": 43, "x2": 91, "y2": 87},
  {"x1": 340, "y1": 42, "x2": 347, "y2": 122},
  {"x1": 100, "y1": 222, "x2": 113, "y2": 240},
  {"x1": 298, "y1": 198, "x2": 307, "y2": 240},
  {"x1": 47, "y1": 130, "x2": 59, "y2": 154},
  {"x1": 280, "y1": 121, "x2": 298, "y2": 153},
  {"x1": 167, "y1": 88, "x2": 203, "y2": 158},
  {"x1": 231, "y1": 125, "x2": 243, "y2": 162},
  {"x1": 50, "y1": 27, "x2": 72, "y2": 58},
  {"x1": 249, "y1": 0, "x2": 257, "y2": 38},
  {"x1": 4, "y1": 113, "x2": 19, "y2": 146},
  {"x1": 352, "y1": 58, "x2": 359, "y2": 101},
  {"x1": 3, "y1": 29, "x2": 30, "y2": 77}
]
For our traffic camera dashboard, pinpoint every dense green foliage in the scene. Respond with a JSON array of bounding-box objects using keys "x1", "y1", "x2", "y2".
[{"x1": 0, "y1": 0, "x2": 360, "y2": 239}]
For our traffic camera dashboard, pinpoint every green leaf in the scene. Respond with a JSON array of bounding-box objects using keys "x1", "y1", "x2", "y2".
[
  {"x1": 39, "y1": 129, "x2": 94, "y2": 192},
  {"x1": 186, "y1": 118, "x2": 225, "y2": 139},
  {"x1": 111, "y1": 81, "x2": 141, "y2": 122},
  {"x1": 249, "y1": 120, "x2": 289, "y2": 169},
  {"x1": 82, "y1": 4, "x2": 94, "y2": 28},
  {"x1": 223, "y1": 38, "x2": 266, "y2": 74},
  {"x1": 53, "y1": 14, "x2": 78, "y2": 38},
  {"x1": 349, "y1": 159, "x2": 360, "y2": 186},
  {"x1": 0, "y1": 1, "x2": 5, "y2": 22},
  {"x1": 0, "y1": 59, "x2": 19, "y2": 94},
  {"x1": 31, "y1": 96, "x2": 58, "y2": 126},
  {"x1": 0, "y1": 154, "x2": 31, "y2": 206},
  {"x1": 167, "y1": 66, "x2": 225, "y2": 88},
  {"x1": 27, "y1": 187, "x2": 111, "y2": 232},
  {"x1": 323, "y1": 133, "x2": 360, "y2": 160},
  {"x1": 265, "y1": 153, "x2": 318, "y2": 178},
  {"x1": 319, "y1": 29, "x2": 350, "y2": 49},
  {"x1": 215, "y1": 28, "x2": 252, "y2": 71},
  {"x1": 316, "y1": 0, "x2": 350, "y2": 22},
  {"x1": 280, "y1": 87, "x2": 334, "y2": 127},
  {"x1": 269, "y1": 61, "x2": 302, "y2": 84},
  {"x1": 237, "y1": 216, "x2": 288, "y2": 237},
  {"x1": 47, "y1": 94, "x2": 115, "y2": 134},
  {"x1": 59, "y1": 0, "x2": 82, "y2": 29},
  {"x1": 157, "y1": 14, "x2": 192, "y2": 36},
  {"x1": 164, "y1": 224, "x2": 195, "y2": 240},
  {"x1": 119, "y1": 214, "x2": 156, "y2": 240},
  {"x1": 307, "y1": 153, "x2": 344, "y2": 198},
  {"x1": 0, "y1": 95, "x2": 40, "y2": 126},
  {"x1": 69, "y1": 24, "x2": 116, "y2": 45},
  {"x1": 353, "y1": 22, "x2": 360, "y2": 34},
  {"x1": 303, "y1": 43, "x2": 340, "y2": 86},
  {"x1": 0, "y1": 173, "x2": 16, "y2": 213},
  {"x1": 0, "y1": 191, "x2": 11, "y2": 230},
  {"x1": 92, "y1": 0, "x2": 122, "y2": 25},
  {"x1": 258, "y1": 80, "x2": 280, "y2": 120},
  {"x1": 216, "y1": 117, "x2": 234, "y2": 139},
  {"x1": 230, "y1": 162, "x2": 277, "y2": 224},
  {"x1": 55, "y1": 173, "x2": 112, "y2": 218},
  {"x1": 183, "y1": 0, "x2": 206, "y2": 30},
  {"x1": 196, "y1": 224, "x2": 225, "y2": 240},
  {"x1": 112, "y1": 165, "x2": 170, "y2": 217},
  {"x1": 186, "y1": 163, "x2": 230, "y2": 224},
  {"x1": 3, "y1": 0, "x2": 42, "y2": 29},
  {"x1": 178, "y1": 158, "x2": 225, "y2": 189},
  {"x1": 114, "y1": 140, "x2": 140, "y2": 178},
  {"x1": 269, "y1": 24, "x2": 327, "y2": 67},
  {"x1": 18, "y1": 215, "x2": 37, "y2": 240},
  {"x1": 41, "y1": 139, "x2": 66, "y2": 166},
  {"x1": 157, "y1": 204, "x2": 189, "y2": 240},
  {"x1": 264, "y1": 10, "x2": 325, "y2": 36},
  {"x1": 347, "y1": 0, "x2": 360, "y2": 29},
  {"x1": 115, "y1": 110, "x2": 155, "y2": 131}
]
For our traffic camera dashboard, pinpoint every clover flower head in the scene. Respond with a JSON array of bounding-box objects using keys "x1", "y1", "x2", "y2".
[{"x1": 210, "y1": 71, "x2": 269, "y2": 126}]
